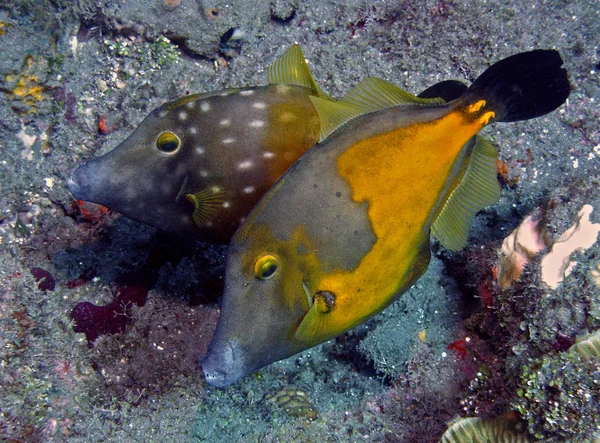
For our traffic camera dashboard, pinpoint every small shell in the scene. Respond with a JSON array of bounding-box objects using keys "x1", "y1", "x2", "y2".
[{"x1": 264, "y1": 386, "x2": 318, "y2": 421}]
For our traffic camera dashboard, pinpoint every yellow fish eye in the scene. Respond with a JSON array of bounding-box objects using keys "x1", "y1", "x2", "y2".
[
  {"x1": 156, "y1": 131, "x2": 180, "y2": 153},
  {"x1": 254, "y1": 255, "x2": 278, "y2": 280}
]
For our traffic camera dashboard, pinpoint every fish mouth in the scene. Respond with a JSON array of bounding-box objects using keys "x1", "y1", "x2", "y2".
[
  {"x1": 202, "y1": 339, "x2": 245, "y2": 388},
  {"x1": 67, "y1": 163, "x2": 92, "y2": 201}
]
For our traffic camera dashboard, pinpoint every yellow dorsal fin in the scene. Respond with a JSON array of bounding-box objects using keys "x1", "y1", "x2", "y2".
[
  {"x1": 342, "y1": 77, "x2": 445, "y2": 113},
  {"x1": 431, "y1": 136, "x2": 501, "y2": 251},
  {"x1": 309, "y1": 96, "x2": 368, "y2": 142},
  {"x1": 310, "y1": 77, "x2": 445, "y2": 141},
  {"x1": 185, "y1": 186, "x2": 225, "y2": 227},
  {"x1": 267, "y1": 44, "x2": 331, "y2": 99}
]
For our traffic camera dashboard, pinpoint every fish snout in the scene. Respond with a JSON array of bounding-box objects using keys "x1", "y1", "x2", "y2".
[
  {"x1": 67, "y1": 163, "x2": 93, "y2": 201},
  {"x1": 202, "y1": 339, "x2": 245, "y2": 388}
]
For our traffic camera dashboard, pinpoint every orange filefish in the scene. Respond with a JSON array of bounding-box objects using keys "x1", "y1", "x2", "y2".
[
  {"x1": 67, "y1": 44, "x2": 330, "y2": 242},
  {"x1": 202, "y1": 50, "x2": 570, "y2": 387}
]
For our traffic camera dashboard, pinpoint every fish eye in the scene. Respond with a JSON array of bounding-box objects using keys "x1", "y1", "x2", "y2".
[
  {"x1": 156, "y1": 131, "x2": 180, "y2": 153},
  {"x1": 254, "y1": 255, "x2": 278, "y2": 280}
]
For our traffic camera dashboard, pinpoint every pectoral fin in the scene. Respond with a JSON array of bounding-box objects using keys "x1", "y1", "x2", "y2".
[{"x1": 186, "y1": 186, "x2": 225, "y2": 228}]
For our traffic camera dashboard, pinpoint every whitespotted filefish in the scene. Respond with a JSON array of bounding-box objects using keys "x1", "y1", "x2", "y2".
[
  {"x1": 67, "y1": 44, "x2": 331, "y2": 242},
  {"x1": 202, "y1": 50, "x2": 570, "y2": 387}
]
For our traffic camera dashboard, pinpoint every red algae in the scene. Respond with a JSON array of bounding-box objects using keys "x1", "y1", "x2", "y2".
[
  {"x1": 71, "y1": 282, "x2": 149, "y2": 345},
  {"x1": 31, "y1": 267, "x2": 55, "y2": 291}
]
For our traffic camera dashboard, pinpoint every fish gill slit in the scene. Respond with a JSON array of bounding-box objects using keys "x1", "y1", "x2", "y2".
[
  {"x1": 175, "y1": 175, "x2": 189, "y2": 202},
  {"x1": 302, "y1": 281, "x2": 313, "y2": 307}
]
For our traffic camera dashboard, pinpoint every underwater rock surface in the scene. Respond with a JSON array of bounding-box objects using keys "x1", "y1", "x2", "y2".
[{"x1": 0, "y1": 0, "x2": 599, "y2": 441}]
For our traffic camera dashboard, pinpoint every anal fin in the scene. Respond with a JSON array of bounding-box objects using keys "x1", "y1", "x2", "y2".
[{"x1": 431, "y1": 136, "x2": 501, "y2": 251}]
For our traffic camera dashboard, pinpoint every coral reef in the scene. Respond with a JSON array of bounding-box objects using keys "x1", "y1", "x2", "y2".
[
  {"x1": 540, "y1": 204, "x2": 600, "y2": 289},
  {"x1": 513, "y1": 349, "x2": 600, "y2": 441},
  {"x1": 439, "y1": 182, "x2": 600, "y2": 441},
  {"x1": 3, "y1": 55, "x2": 49, "y2": 114},
  {"x1": 90, "y1": 292, "x2": 218, "y2": 401}
]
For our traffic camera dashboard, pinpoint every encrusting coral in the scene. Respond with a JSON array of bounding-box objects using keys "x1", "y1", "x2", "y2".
[{"x1": 497, "y1": 204, "x2": 600, "y2": 292}]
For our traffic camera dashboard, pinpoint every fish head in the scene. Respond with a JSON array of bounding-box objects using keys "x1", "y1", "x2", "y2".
[
  {"x1": 67, "y1": 96, "x2": 212, "y2": 235},
  {"x1": 202, "y1": 222, "x2": 326, "y2": 387}
]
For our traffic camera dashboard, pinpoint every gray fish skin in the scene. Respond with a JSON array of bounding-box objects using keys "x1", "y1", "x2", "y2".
[{"x1": 67, "y1": 85, "x2": 320, "y2": 242}]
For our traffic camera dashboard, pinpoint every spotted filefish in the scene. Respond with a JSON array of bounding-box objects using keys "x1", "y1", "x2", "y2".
[
  {"x1": 67, "y1": 44, "x2": 331, "y2": 242},
  {"x1": 202, "y1": 50, "x2": 570, "y2": 386}
]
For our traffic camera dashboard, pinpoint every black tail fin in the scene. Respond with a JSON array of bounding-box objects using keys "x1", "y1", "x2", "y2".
[{"x1": 465, "y1": 50, "x2": 570, "y2": 122}]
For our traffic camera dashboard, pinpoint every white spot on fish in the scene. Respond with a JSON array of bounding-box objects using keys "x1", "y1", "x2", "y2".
[
  {"x1": 263, "y1": 151, "x2": 275, "y2": 159},
  {"x1": 237, "y1": 160, "x2": 253, "y2": 170},
  {"x1": 243, "y1": 186, "x2": 255, "y2": 194},
  {"x1": 275, "y1": 85, "x2": 290, "y2": 94},
  {"x1": 279, "y1": 112, "x2": 296, "y2": 123},
  {"x1": 186, "y1": 101, "x2": 196, "y2": 109},
  {"x1": 158, "y1": 110, "x2": 168, "y2": 118},
  {"x1": 195, "y1": 146, "x2": 206, "y2": 155},
  {"x1": 252, "y1": 101, "x2": 267, "y2": 109},
  {"x1": 179, "y1": 111, "x2": 188, "y2": 121},
  {"x1": 240, "y1": 90, "x2": 254, "y2": 96},
  {"x1": 220, "y1": 119, "x2": 231, "y2": 127},
  {"x1": 222, "y1": 201, "x2": 231, "y2": 208},
  {"x1": 200, "y1": 102, "x2": 211, "y2": 113},
  {"x1": 175, "y1": 163, "x2": 187, "y2": 177},
  {"x1": 200, "y1": 170, "x2": 209, "y2": 177},
  {"x1": 222, "y1": 138, "x2": 235, "y2": 144},
  {"x1": 189, "y1": 126, "x2": 198, "y2": 135},
  {"x1": 248, "y1": 120, "x2": 265, "y2": 128}
]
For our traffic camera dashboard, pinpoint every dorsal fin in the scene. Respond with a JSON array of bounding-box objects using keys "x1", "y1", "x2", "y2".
[
  {"x1": 309, "y1": 96, "x2": 369, "y2": 142},
  {"x1": 342, "y1": 77, "x2": 444, "y2": 112},
  {"x1": 267, "y1": 44, "x2": 331, "y2": 99},
  {"x1": 310, "y1": 77, "x2": 444, "y2": 141},
  {"x1": 431, "y1": 136, "x2": 501, "y2": 251}
]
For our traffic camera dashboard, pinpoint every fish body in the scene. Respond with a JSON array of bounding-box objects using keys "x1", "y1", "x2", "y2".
[
  {"x1": 203, "y1": 50, "x2": 570, "y2": 387},
  {"x1": 67, "y1": 45, "x2": 328, "y2": 242}
]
